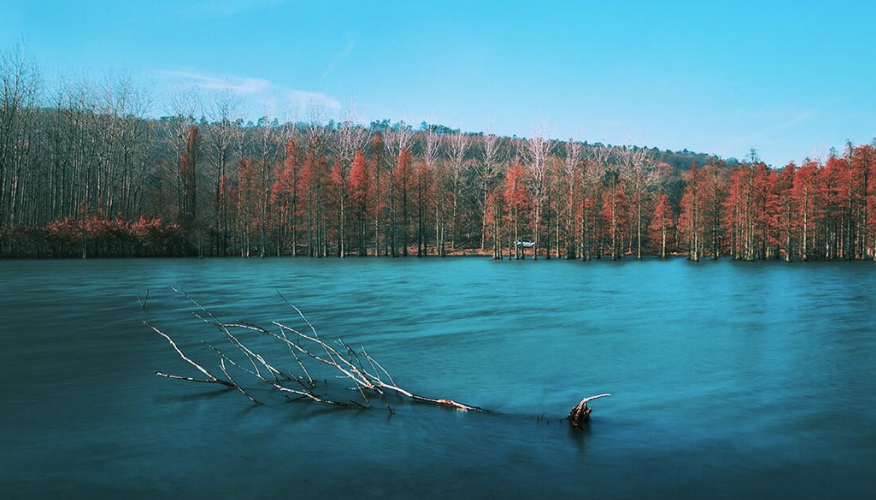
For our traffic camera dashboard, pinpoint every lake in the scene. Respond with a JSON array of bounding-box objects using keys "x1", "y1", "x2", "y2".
[{"x1": 1, "y1": 257, "x2": 874, "y2": 499}]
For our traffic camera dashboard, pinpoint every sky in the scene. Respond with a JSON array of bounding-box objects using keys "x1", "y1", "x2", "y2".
[{"x1": 2, "y1": 0, "x2": 875, "y2": 165}]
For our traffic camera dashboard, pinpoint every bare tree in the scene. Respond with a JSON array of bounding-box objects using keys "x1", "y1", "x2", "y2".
[
  {"x1": 383, "y1": 122, "x2": 413, "y2": 256},
  {"x1": 422, "y1": 124, "x2": 441, "y2": 256},
  {"x1": 255, "y1": 116, "x2": 281, "y2": 258},
  {"x1": 477, "y1": 131, "x2": 502, "y2": 251},
  {"x1": 166, "y1": 90, "x2": 200, "y2": 231},
  {"x1": 447, "y1": 132, "x2": 469, "y2": 249},
  {"x1": 622, "y1": 146, "x2": 655, "y2": 259},
  {"x1": 523, "y1": 125, "x2": 553, "y2": 260},
  {"x1": 206, "y1": 91, "x2": 243, "y2": 256},
  {"x1": 563, "y1": 138, "x2": 584, "y2": 258},
  {"x1": 336, "y1": 106, "x2": 369, "y2": 257},
  {"x1": 0, "y1": 43, "x2": 40, "y2": 225},
  {"x1": 303, "y1": 104, "x2": 329, "y2": 257}
]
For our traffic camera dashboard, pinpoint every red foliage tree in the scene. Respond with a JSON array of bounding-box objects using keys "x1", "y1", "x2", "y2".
[
  {"x1": 504, "y1": 163, "x2": 531, "y2": 259},
  {"x1": 348, "y1": 150, "x2": 372, "y2": 256},
  {"x1": 600, "y1": 169, "x2": 628, "y2": 260},
  {"x1": 679, "y1": 161, "x2": 705, "y2": 260},
  {"x1": 854, "y1": 145, "x2": 876, "y2": 260},
  {"x1": 821, "y1": 154, "x2": 850, "y2": 259},
  {"x1": 237, "y1": 159, "x2": 264, "y2": 257},
  {"x1": 792, "y1": 160, "x2": 821, "y2": 260},
  {"x1": 650, "y1": 193, "x2": 674, "y2": 258},
  {"x1": 369, "y1": 131, "x2": 385, "y2": 257},
  {"x1": 849, "y1": 145, "x2": 874, "y2": 259},
  {"x1": 298, "y1": 152, "x2": 328, "y2": 257},
  {"x1": 270, "y1": 139, "x2": 301, "y2": 256},
  {"x1": 393, "y1": 147, "x2": 414, "y2": 256},
  {"x1": 330, "y1": 159, "x2": 346, "y2": 256},
  {"x1": 776, "y1": 162, "x2": 797, "y2": 260},
  {"x1": 413, "y1": 160, "x2": 433, "y2": 256},
  {"x1": 752, "y1": 162, "x2": 780, "y2": 259}
]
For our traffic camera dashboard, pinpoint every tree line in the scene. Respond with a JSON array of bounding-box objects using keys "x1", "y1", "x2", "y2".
[{"x1": 2, "y1": 46, "x2": 875, "y2": 260}]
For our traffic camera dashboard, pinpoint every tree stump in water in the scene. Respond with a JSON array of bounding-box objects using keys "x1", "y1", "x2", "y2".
[{"x1": 568, "y1": 394, "x2": 610, "y2": 428}]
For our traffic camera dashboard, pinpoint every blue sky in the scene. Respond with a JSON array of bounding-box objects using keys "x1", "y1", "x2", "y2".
[{"x1": 2, "y1": 0, "x2": 874, "y2": 165}]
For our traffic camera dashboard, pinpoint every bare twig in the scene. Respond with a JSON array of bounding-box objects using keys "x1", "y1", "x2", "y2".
[
  {"x1": 220, "y1": 358, "x2": 262, "y2": 404},
  {"x1": 136, "y1": 288, "x2": 150, "y2": 310},
  {"x1": 146, "y1": 321, "x2": 232, "y2": 387},
  {"x1": 148, "y1": 292, "x2": 607, "y2": 423}
]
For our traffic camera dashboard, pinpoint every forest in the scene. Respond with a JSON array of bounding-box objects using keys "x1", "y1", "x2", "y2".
[{"x1": 2, "y1": 47, "x2": 875, "y2": 261}]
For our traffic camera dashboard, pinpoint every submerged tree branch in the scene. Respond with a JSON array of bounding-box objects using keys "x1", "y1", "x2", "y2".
[
  {"x1": 148, "y1": 288, "x2": 608, "y2": 426},
  {"x1": 146, "y1": 321, "x2": 233, "y2": 387}
]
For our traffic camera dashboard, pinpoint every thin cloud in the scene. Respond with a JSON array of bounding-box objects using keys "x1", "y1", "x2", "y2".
[
  {"x1": 157, "y1": 70, "x2": 271, "y2": 94},
  {"x1": 156, "y1": 69, "x2": 341, "y2": 118},
  {"x1": 322, "y1": 40, "x2": 357, "y2": 80}
]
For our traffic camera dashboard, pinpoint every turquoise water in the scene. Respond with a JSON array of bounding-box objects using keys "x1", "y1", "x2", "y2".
[{"x1": 1, "y1": 257, "x2": 874, "y2": 499}]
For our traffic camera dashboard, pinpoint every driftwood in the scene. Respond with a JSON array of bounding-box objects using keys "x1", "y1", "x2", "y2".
[
  {"x1": 146, "y1": 288, "x2": 609, "y2": 426},
  {"x1": 568, "y1": 394, "x2": 611, "y2": 427}
]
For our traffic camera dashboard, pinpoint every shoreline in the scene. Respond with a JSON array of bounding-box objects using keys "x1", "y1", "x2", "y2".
[{"x1": 1, "y1": 251, "x2": 871, "y2": 262}]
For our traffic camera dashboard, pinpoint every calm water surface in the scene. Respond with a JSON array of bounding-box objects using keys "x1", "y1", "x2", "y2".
[{"x1": 1, "y1": 257, "x2": 875, "y2": 499}]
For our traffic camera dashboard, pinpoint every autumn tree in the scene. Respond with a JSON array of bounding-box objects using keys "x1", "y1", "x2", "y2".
[
  {"x1": 752, "y1": 162, "x2": 780, "y2": 259},
  {"x1": 600, "y1": 153, "x2": 629, "y2": 261},
  {"x1": 370, "y1": 130, "x2": 385, "y2": 257},
  {"x1": 7, "y1": 43, "x2": 876, "y2": 262},
  {"x1": 821, "y1": 153, "x2": 849, "y2": 260},
  {"x1": 776, "y1": 162, "x2": 796, "y2": 261},
  {"x1": 849, "y1": 144, "x2": 874, "y2": 259},
  {"x1": 348, "y1": 150, "x2": 372, "y2": 256},
  {"x1": 413, "y1": 160, "x2": 433, "y2": 256},
  {"x1": 336, "y1": 118, "x2": 369, "y2": 258},
  {"x1": 299, "y1": 152, "x2": 327, "y2": 257},
  {"x1": 793, "y1": 160, "x2": 820, "y2": 261},
  {"x1": 505, "y1": 163, "x2": 530, "y2": 259},
  {"x1": 270, "y1": 139, "x2": 301, "y2": 256},
  {"x1": 477, "y1": 133, "x2": 502, "y2": 250},
  {"x1": 680, "y1": 161, "x2": 704, "y2": 261},
  {"x1": 622, "y1": 147, "x2": 656, "y2": 259},
  {"x1": 384, "y1": 124, "x2": 413, "y2": 257},
  {"x1": 330, "y1": 159, "x2": 346, "y2": 256},
  {"x1": 650, "y1": 193, "x2": 674, "y2": 258},
  {"x1": 237, "y1": 158, "x2": 262, "y2": 257},
  {"x1": 852, "y1": 145, "x2": 876, "y2": 260},
  {"x1": 580, "y1": 145, "x2": 609, "y2": 260},
  {"x1": 700, "y1": 164, "x2": 726, "y2": 259},
  {"x1": 394, "y1": 147, "x2": 414, "y2": 256}
]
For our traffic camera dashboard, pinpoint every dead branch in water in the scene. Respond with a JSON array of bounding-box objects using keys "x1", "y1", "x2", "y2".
[
  {"x1": 146, "y1": 321, "x2": 233, "y2": 387},
  {"x1": 136, "y1": 288, "x2": 150, "y2": 310},
  {"x1": 568, "y1": 394, "x2": 611, "y2": 427},
  {"x1": 147, "y1": 288, "x2": 608, "y2": 425}
]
